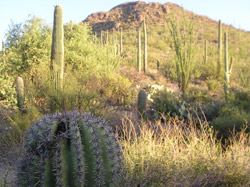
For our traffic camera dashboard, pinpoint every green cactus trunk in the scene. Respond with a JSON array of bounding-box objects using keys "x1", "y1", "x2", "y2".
[
  {"x1": 217, "y1": 20, "x2": 222, "y2": 78},
  {"x1": 138, "y1": 89, "x2": 147, "y2": 120},
  {"x1": 137, "y1": 29, "x2": 142, "y2": 72},
  {"x1": 143, "y1": 19, "x2": 148, "y2": 73},
  {"x1": 100, "y1": 30, "x2": 103, "y2": 47},
  {"x1": 51, "y1": 5, "x2": 64, "y2": 90},
  {"x1": 224, "y1": 32, "x2": 233, "y2": 102},
  {"x1": 2, "y1": 40, "x2": 5, "y2": 64},
  {"x1": 204, "y1": 40, "x2": 207, "y2": 64},
  {"x1": 16, "y1": 77, "x2": 24, "y2": 110},
  {"x1": 18, "y1": 111, "x2": 123, "y2": 187},
  {"x1": 120, "y1": 28, "x2": 123, "y2": 55},
  {"x1": 114, "y1": 32, "x2": 117, "y2": 57}
]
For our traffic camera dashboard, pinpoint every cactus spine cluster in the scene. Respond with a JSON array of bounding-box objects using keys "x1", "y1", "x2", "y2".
[
  {"x1": 143, "y1": 19, "x2": 148, "y2": 73},
  {"x1": 217, "y1": 20, "x2": 222, "y2": 78},
  {"x1": 18, "y1": 111, "x2": 123, "y2": 187},
  {"x1": 16, "y1": 77, "x2": 24, "y2": 110},
  {"x1": 137, "y1": 29, "x2": 142, "y2": 72},
  {"x1": 51, "y1": 5, "x2": 64, "y2": 90},
  {"x1": 138, "y1": 89, "x2": 147, "y2": 119},
  {"x1": 224, "y1": 32, "x2": 233, "y2": 102},
  {"x1": 204, "y1": 40, "x2": 207, "y2": 64}
]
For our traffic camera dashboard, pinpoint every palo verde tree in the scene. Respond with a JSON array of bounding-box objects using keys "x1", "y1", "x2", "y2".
[{"x1": 168, "y1": 14, "x2": 196, "y2": 97}]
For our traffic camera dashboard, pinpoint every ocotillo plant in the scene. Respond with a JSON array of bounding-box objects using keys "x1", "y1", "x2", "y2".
[
  {"x1": 138, "y1": 89, "x2": 147, "y2": 120},
  {"x1": 204, "y1": 40, "x2": 207, "y2": 64},
  {"x1": 224, "y1": 32, "x2": 233, "y2": 102},
  {"x1": 18, "y1": 111, "x2": 123, "y2": 187},
  {"x1": 2, "y1": 40, "x2": 5, "y2": 64},
  {"x1": 217, "y1": 20, "x2": 222, "y2": 78},
  {"x1": 137, "y1": 29, "x2": 142, "y2": 72},
  {"x1": 113, "y1": 32, "x2": 117, "y2": 57},
  {"x1": 120, "y1": 28, "x2": 123, "y2": 55},
  {"x1": 16, "y1": 77, "x2": 24, "y2": 110},
  {"x1": 51, "y1": 5, "x2": 64, "y2": 90},
  {"x1": 143, "y1": 19, "x2": 148, "y2": 73}
]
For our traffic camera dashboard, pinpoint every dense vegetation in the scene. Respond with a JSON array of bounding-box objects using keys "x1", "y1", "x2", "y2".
[{"x1": 0, "y1": 3, "x2": 249, "y2": 186}]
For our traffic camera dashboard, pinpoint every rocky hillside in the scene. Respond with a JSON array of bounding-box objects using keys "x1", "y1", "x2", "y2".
[{"x1": 82, "y1": 1, "x2": 220, "y2": 33}]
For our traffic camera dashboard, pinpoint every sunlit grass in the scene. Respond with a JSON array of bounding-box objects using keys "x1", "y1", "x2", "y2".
[{"x1": 118, "y1": 116, "x2": 250, "y2": 186}]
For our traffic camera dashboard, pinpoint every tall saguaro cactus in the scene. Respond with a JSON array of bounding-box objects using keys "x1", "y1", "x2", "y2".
[
  {"x1": 217, "y1": 20, "x2": 222, "y2": 78},
  {"x1": 143, "y1": 19, "x2": 148, "y2": 73},
  {"x1": 137, "y1": 29, "x2": 142, "y2": 72},
  {"x1": 16, "y1": 77, "x2": 24, "y2": 110},
  {"x1": 2, "y1": 40, "x2": 5, "y2": 64},
  {"x1": 51, "y1": 5, "x2": 64, "y2": 90},
  {"x1": 120, "y1": 28, "x2": 123, "y2": 55},
  {"x1": 204, "y1": 40, "x2": 207, "y2": 64},
  {"x1": 224, "y1": 32, "x2": 233, "y2": 102}
]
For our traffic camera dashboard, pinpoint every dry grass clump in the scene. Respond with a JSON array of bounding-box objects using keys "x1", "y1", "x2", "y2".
[{"x1": 118, "y1": 117, "x2": 250, "y2": 186}]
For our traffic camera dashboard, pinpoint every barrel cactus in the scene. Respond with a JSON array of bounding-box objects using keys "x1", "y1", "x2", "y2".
[
  {"x1": 138, "y1": 89, "x2": 147, "y2": 119},
  {"x1": 18, "y1": 111, "x2": 123, "y2": 187}
]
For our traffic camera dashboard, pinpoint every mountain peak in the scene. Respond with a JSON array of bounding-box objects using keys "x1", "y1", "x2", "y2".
[{"x1": 83, "y1": 1, "x2": 183, "y2": 32}]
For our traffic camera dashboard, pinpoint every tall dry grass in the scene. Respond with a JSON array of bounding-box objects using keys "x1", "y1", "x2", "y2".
[{"x1": 118, "y1": 116, "x2": 250, "y2": 186}]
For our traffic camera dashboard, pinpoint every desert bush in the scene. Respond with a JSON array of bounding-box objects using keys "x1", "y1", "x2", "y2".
[
  {"x1": 119, "y1": 118, "x2": 250, "y2": 186},
  {"x1": 212, "y1": 106, "x2": 250, "y2": 141}
]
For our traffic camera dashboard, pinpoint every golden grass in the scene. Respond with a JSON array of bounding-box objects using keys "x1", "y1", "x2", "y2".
[{"x1": 118, "y1": 116, "x2": 250, "y2": 186}]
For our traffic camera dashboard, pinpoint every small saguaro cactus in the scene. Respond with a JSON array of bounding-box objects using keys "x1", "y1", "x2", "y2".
[
  {"x1": 51, "y1": 5, "x2": 64, "y2": 90},
  {"x1": 18, "y1": 111, "x2": 123, "y2": 187},
  {"x1": 137, "y1": 29, "x2": 142, "y2": 72},
  {"x1": 16, "y1": 77, "x2": 24, "y2": 110},
  {"x1": 157, "y1": 59, "x2": 160, "y2": 71},
  {"x1": 138, "y1": 89, "x2": 147, "y2": 119},
  {"x1": 217, "y1": 20, "x2": 222, "y2": 78},
  {"x1": 224, "y1": 32, "x2": 233, "y2": 102},
  {"x1": 143, "y1": 19, "x2": 148, "y2": 73}
]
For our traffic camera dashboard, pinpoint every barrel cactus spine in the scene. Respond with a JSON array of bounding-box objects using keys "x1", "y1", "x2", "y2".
[
  {"x1": 16, "y1": 77, "x2": 25, "y2": 110},
  {"x1": 18, "y1": 111, "x2": 123, "y2": 186},
  {"x1": 138, "y1": 89, "x2": 147, "y2": 120}
]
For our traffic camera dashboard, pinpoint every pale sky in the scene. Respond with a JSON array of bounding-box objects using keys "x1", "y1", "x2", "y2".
[{"x1": 0, "y1": 0, "x2": 249, "y2": 47}]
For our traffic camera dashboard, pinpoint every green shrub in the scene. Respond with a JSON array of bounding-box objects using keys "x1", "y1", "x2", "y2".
[{"x1": 212, "y1": 106, "x2": 250, "y2": 140}]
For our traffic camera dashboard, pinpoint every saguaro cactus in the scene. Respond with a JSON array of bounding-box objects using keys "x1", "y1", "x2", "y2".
[
  {"x1": 138, "y1": 89, "x2": 147, "y2": 119},
  {"x1": 157, "y1": 59, "x2": 160, "y2": 71},
  {"x1": 16, "y1": 77, "x2": 24, "y2": 110},
  {"x1": 18, "y1": 111, "x2": 123, "y2": 187},
  {"x1": 51, "y1": 5, "x2": 64, "y2": 90},
  {"x1": 143, "y1": 19, "x2": 148, "y2": 73},
  {"x1": 137, "y1": 29, "x2": 142, "y2": 72},
  {"x1": 217, "y1": 20, "x2": 222, "y2": 78},
  {"x1": 224, "y1": 32, "x2": 233, "y2": 102},
  {"x1": 2, "y1": 40, "x2": 5, "y2": 64},
  {"x1": 120, "y1": 28, "x2": 123, "y2": 55},
  {"x1": 204, "y1": 40, "x2": 207, "y2": 64}
]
